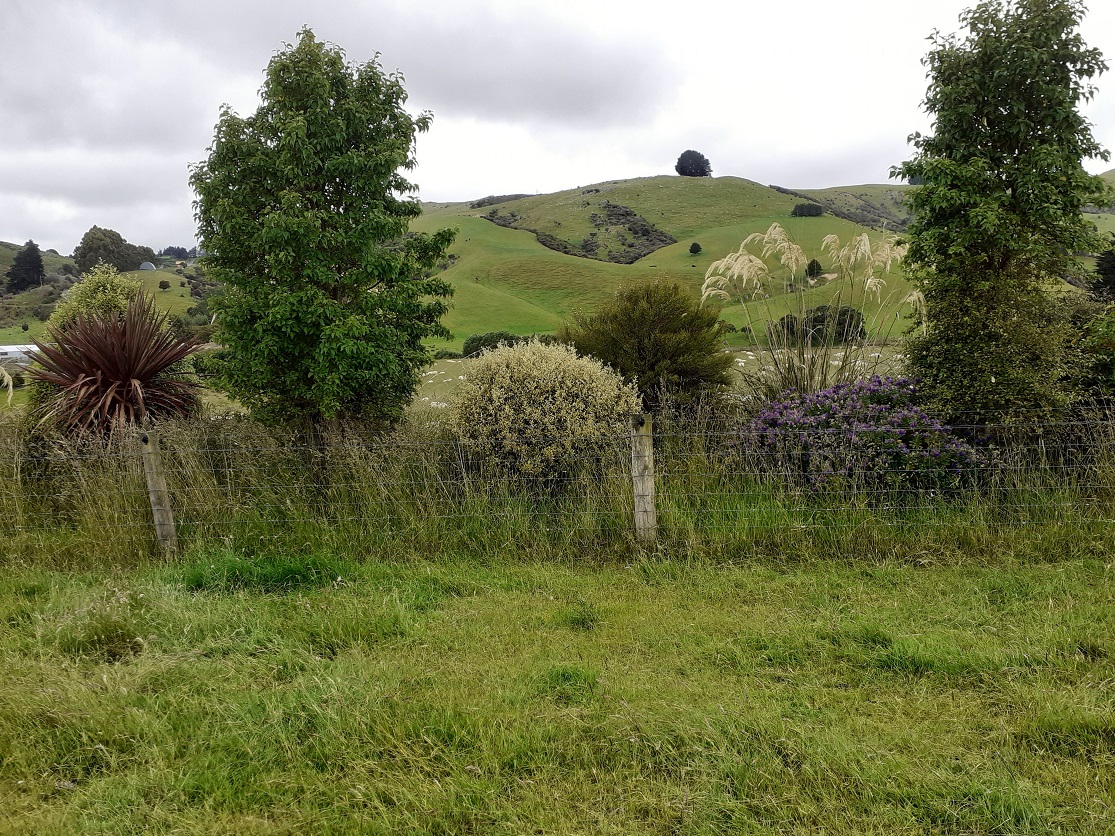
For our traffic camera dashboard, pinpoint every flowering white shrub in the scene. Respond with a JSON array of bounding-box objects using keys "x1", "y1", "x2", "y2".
[{"x1": 450, "y1": 341, "x2": 641, "y2": 482}]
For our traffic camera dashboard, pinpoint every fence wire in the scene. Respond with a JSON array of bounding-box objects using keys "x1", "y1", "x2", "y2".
[{"x1": 1, "y1": 413, "x2": 1114, "y2": 554}]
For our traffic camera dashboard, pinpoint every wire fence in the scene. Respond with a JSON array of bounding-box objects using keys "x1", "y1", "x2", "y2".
[{"x1": 2, "y1": 409, "x2": 1114, "y2": 563}]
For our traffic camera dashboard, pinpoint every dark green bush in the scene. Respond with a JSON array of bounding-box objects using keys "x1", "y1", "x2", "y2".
[
  {"x1": 803, "y1": 305, "x2": 866, "y2": 343},
  {"x1": 791, "y1": 203, "x2": 824, "y2": 217},
  {"x1": 461, "y1": 332, "x2": 559, "y2": 357},
  {"x1": 461, "y1": 331, "x2": 523, "y2": 357},
  {"x1": 561, "y1": 280, "x2": 734, "y2": 412}
]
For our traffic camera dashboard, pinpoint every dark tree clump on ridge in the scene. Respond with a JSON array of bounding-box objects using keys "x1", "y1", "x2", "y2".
[
  {"x1": 675, "y1": 150, "x2": 712, "y2": 177},
  {"x1": 791, "y1": 203, "x2": 824, "y2": 217},
  {"x1": 73, "y1": 226, "x2": 156, "y2": 275}
]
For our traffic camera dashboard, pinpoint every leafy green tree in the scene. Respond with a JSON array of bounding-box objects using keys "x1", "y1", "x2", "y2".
[
  {"x1": 562, "y1": 280, "x2": 734, "y2": 411},
  {"x1": 675, "y1": 150, "x2": 712, "y2": 177},
  {"x1": 4, "y1": 240, "x2": 45, "y2": 293},
  {"x1": 894, "y1": 0, "x2": 1113, "y2": 429},
  {"x1": 689, "y1": 242, "x2": 702, "y2": 255},
  {"x1": 190, "y1": 28, "x2": 454, "y2": 426},
  {"x1": 73, "y1": 226, "x2": 156, "y2": 274},
  {"x1": 806, "y1": 258, "x2": 823, "y2": 279}
]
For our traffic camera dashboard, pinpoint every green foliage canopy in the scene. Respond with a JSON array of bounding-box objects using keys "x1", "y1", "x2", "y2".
[
  {"x1": 190, "y1": 29, "x2": 455, "y2": 426},
  {"x1": 4, "y1": 240, "x2": 45, "y2": 293},
  {"x1": 562, "y1": 280, "x2": 733, "y2": 411},
  {"x1": 894, "y1": 0, "x2": 1113, "y2": 428}
]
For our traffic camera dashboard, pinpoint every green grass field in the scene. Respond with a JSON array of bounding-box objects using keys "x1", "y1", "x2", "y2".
[{"x1": 1, "y1": 550, "x2": 1112, "y2": 833}]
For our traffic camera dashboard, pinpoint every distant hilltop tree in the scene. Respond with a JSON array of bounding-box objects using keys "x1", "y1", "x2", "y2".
[
  {"x1": 791, "y1": 203, "x2": 824, "y2": 217},
  {"x1": 675, "y1": 150, "x2": 712, "y2": 178},
  {"x1": 73, "y1": 226, "x2": 156, "y2": 274},
  {"x1": 159, "y1": 246, "x2": 191, "y2": 260},
  {"x1": 5, "y1": 239, "x2": 45, "y2": 293}
]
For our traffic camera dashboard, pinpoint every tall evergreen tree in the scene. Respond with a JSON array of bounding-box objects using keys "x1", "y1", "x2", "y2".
[{"x1": 5, "y1": 240, "x2": 45, "y2": 293}]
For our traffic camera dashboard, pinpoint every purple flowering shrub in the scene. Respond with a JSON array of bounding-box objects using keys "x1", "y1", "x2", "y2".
[{"x1": 745, "y1": 377, "x2": 985, "y2": 493}]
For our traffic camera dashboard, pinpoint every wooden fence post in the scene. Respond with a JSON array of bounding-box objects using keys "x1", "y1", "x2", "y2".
[
  {"x1": 140, "y1": 431, "x2": 178, "y2": 556},
  {"x1": 631, "y1": 413, "x2": 657, "y2": 543}
]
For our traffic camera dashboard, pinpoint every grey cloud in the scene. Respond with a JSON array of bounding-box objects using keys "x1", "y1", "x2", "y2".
[
  {"x1": 39, "y1": 0, "x2": 678, "y2": 128},
  {"x1": 1, "y1": 2, "x2": 243, "y2": 154}
]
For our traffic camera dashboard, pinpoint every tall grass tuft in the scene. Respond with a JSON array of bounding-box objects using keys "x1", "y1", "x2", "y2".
[{"x1": 703, "y1": 223, "x2": 908, "y2": 398}]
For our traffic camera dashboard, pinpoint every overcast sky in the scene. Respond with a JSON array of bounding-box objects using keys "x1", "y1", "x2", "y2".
[{"x1": 4, "y1": 0, "x2": 1115, "y2": 255}]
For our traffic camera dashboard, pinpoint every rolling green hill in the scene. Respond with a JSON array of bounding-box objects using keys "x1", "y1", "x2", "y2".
[
  {"x1": 414, "y1": 176, "x2": 911, "y2": 350},
  {"x1": 790, "y1": 183, "x2": 911, "y2": 231}
]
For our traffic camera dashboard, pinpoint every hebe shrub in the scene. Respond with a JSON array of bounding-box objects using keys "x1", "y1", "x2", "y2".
[
  {"x1": 745, "y1": 376, "x2": 984, "y2": 493},
  {"x1": 450, "y1": 341, "x2": 640, "y2": 482}
]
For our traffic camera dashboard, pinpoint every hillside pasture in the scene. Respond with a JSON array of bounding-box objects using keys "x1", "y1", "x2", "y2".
[{"x1": 415, "y1": 178, "x2": 909, "y2": 350}]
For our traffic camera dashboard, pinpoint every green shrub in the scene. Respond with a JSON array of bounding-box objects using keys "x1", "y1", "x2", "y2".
[
  {"x1": 461, "y1": 331, "x2": 522, "y2": 357},
  {"x1": 689, "y1": 242, "x2": 702, "y2": 255},
  {"x1": 450, "y1": 341, "x2": 640, "y2": 482},
  {"x1": 791, "y1": 203, "x2": 824, "y2": 217},
  {"x1": 802, "y1": 305, "x2": 866, "y2": 344},
  {"x1": 461, "y1": 332, "x2": 559, "y2": 357},
  {"x1": 561, "y1": 280, "x2": 733, "y2": 412},
  {"x1": 49, "y1": 262, "x2": 140, "y2": 328}
]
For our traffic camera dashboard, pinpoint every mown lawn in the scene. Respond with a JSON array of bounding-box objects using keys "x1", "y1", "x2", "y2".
[{"x1": 1, "y1": 551, "x2": 1112, "y2": 834}]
